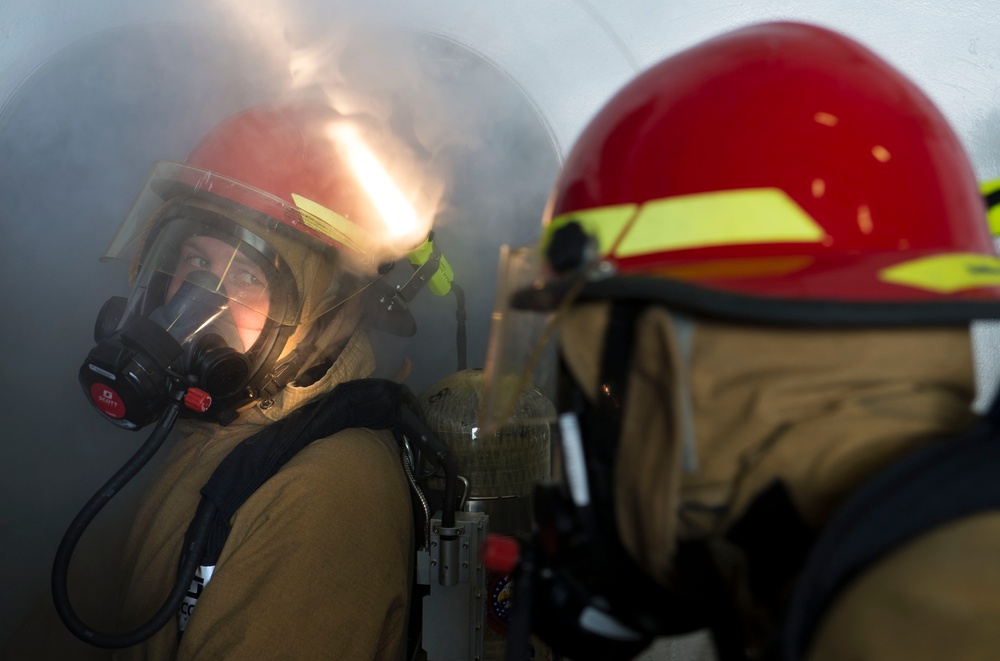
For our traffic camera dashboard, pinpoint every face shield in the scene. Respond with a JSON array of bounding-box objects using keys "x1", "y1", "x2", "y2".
[
  {"x1": 480, "y1": 243, "x2": 587, "y2": 436},
  {"x1": 481, "y1": 237, "x2": 712, "y2": 660},
  {"x1": 107, "y1": 160, "x2": 386, "y2": 320}
]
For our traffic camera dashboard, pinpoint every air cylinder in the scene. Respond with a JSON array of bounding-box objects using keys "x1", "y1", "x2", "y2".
[{"x1": 419, "y1": 368, "x2": 554, "y2": 660}]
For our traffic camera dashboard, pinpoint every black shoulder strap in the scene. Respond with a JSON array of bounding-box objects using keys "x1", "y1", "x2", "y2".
[
  {"x1": 781, "y1": 398, "x2": 1000, "y2": 660},
  {"x1": 183, "y1": 378, "x2": 430, "y2": 566}
]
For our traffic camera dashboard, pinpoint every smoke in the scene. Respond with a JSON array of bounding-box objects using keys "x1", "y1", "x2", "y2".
[
  {"x1": 6, "y1": 0, "x2": 1000, "y2": 656},
  {"x1": 239, "y1": 17, "x2": 564, "y2": 386},
  {"x1": 0, "y1": 6, "x2": 559, "y2": 644},
  {"x1": 313, "y1": 26, "x2": 562, "y2": 386}
]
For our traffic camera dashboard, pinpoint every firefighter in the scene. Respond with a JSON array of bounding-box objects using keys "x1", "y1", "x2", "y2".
[
  {"x1": 5, "y1": 100, "x2": 417, "y2": 660},
  {"x1": 482, "y1": 21, "x2": 1000, "y2": 661}
]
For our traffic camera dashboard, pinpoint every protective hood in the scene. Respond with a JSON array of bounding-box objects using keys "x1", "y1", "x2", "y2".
[{"x1": 557, "y1": 303, "x2": 978, "y2": 586}]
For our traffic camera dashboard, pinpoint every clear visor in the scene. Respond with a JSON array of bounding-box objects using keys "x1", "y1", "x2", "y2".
[
  {"x1": 105, "y1": 161, "x2": 388, "y2": 332},
  {"x1": 480, "y1": 244, "x2": 579, "y2": 436}
]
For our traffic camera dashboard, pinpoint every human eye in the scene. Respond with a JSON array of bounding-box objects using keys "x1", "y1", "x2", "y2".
[
  {"x1": 226, "y1": 266, "x2": 269, "y2": 307},
  {"x1": 180, "y1": 250, "x2": 210, "y2": 270},
  {"x1": 234, "y1": 269, "x2": 265, "y2": 289}
]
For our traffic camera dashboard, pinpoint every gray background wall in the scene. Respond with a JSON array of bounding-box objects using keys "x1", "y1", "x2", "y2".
[{"x1": 3, "y1": 2, "x2": 1000, "y2": 658}]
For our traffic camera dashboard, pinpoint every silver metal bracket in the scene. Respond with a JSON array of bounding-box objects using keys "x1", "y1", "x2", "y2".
[{"x1": 416, "y1": 510, "x2": 489, "y2": 661}]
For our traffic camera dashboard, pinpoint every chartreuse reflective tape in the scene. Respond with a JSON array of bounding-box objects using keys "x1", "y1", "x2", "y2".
[
  {"x1": 407, "y1": 234, "x2": 454, "y2": 296},
  {"x1": 618, "y1": 189, "x2": 825, "y2": 256},
  {"x1": 548, "y1": 188, "x2": 826, "y2": 258},
  {"x1": 981, "y1": 179, "x2": 1000, "y2": 235},
  {"x1": 880, "y1": 253, "x2": 1000, "y2": 293},
  {"x1": 291, "y1": 193, "x2": 372, "y2": 254}
]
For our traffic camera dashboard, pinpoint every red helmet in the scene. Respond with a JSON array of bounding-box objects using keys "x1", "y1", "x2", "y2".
[
  {"x1": 182, "y1": 101, "x2": 396, "y2": 259},
  {"x1": 540, "y1": 21, "x2": 1000, "y2": 324}
]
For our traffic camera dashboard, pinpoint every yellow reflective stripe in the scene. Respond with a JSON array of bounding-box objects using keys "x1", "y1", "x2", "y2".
[
  {"x1": 291, "y1": 193, "x2": 371, "y2": 254},
  {"x1": 880, "y1": 253, "x2": 1000, "y2": 293},
  {"x1": 548, "y1": 189, "x2": 826, "y2": 260},
  {"x1": 548, "y1": 204, "x2": 638, "y2": 254},
  {"x1": 981, "y1": 179, "x2": 1000, "y2": 236},
  {"x1": 617, "y1": 188, "x2": 826, "y2": 257}
]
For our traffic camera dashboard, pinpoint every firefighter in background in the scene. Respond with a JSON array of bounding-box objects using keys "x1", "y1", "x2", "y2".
[
  {"x1": 4, "y1": 101, "x2": 416, "y2": 660},
  {"x1": 482, "y1": 21, "x2": 1000, "y2": 661}
]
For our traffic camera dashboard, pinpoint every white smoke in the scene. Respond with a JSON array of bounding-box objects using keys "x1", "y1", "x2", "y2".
[{"x1": 0, "y1": 3, "x2": 560, "y2": 645}]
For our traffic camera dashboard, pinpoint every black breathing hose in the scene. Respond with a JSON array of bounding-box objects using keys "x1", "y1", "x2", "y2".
[
  {"x1": 439, "y1": 451, "x2": 458, "y2": 530},
  {"x1": 51, "y1": 398, "x2": 214, "y2": 648},
  {"x1": 452, "y1": 283, "x2": 467, "y2": 372}
]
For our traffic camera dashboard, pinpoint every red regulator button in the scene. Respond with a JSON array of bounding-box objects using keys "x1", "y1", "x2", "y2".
[
  {"x1": 90, "y1": 383, "x2": 125, "y2": 419},
  {"x1": 481, "y1": 534, "x2": 521, "y2": 575},
  {"x1": 184, "y1": 388, "x2": 213, "y2": 413}
]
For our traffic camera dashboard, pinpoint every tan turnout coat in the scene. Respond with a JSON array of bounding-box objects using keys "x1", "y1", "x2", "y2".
[
  {"x1": 558, "y1": 303, "x2": 1000, "y2": 659},
  {"x1": 4, "y1": 330, "x2": 414, "y2": 661}
]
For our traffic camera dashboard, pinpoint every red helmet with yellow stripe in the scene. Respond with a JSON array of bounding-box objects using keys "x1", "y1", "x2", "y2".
[
  {"x1": 540, "y1": 21, "x2": 1000, "y2": 324},
  {"x1": 480, "y1": 23, "x2": 1000, "y2": 661}
]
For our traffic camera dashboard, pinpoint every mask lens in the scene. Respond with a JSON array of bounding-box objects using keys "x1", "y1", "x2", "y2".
[
  {"x1": 126, "y1": 216, "x2": 286, "y2": 353},
  {"x1": 149, "y1": 270, "x2": 244, "y2": 352},
  {"x1": 168, "y1": 235, "x2": 270, "y2": 316},
  {"x1": 163, "y1": 235, "x2": 270, "y2": 351}
]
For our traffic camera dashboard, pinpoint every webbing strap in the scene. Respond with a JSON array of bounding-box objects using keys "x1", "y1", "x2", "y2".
[
  {"x1": 727, "y1": 481, "x2": 815, "y2": 615},
  {"x1": 182, "y1": 378, "x2": 420, "y2": 565},
  {"x1": 781, "y1": 404, "x2": 1000, "y2": 660}
]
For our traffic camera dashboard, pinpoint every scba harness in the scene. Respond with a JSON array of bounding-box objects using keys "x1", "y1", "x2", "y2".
[
  {"x1": 53, "y1": 378, "x2": 455, "y2": 651},
  {"x1": 712, "y1": 389, "x2": 1000, "y2": 661},
  {"x1": 178, "y1": 378, "x2": 450, "y2": 629},
  {"x1": 777, "y1": 387, "x2": 1000, "y2": 660},
  {"x1": 502, "y1": 295, "x2": 1000, "y2": 661}
]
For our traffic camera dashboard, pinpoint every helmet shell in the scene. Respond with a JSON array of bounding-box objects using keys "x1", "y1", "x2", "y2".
[
  {"x1": 546, "y1": 22, "x2": 1000, "y2": 320},
  {"x1": 184, "y1": 100, "x2": 383, "y2": 257}
]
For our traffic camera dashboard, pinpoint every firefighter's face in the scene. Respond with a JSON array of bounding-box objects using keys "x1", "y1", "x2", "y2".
[{"x1": 166, "y1": 234, "x2": 270, "y2": 351}]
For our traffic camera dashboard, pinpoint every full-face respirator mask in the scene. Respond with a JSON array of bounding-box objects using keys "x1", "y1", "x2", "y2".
[
  {"x1": 82, "y1": 269, "x2": 249, "y2": 429},
  {"x1": 79, "y1": 199, "x2": 298, "y2": 430}
]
